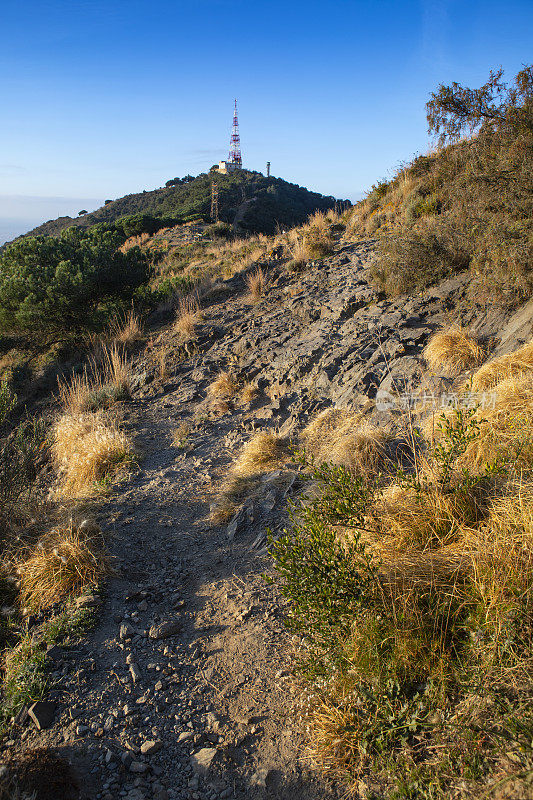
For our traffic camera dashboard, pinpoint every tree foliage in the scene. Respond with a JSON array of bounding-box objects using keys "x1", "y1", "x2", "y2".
[
  {"x1": 0, "y1": 227, "x2": 149, "y2": 338},
  {"x1": 426, "y1": 65, "x2": 533, "y2": 145}
]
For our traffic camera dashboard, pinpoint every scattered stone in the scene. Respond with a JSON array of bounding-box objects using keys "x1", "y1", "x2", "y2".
[
  {"x1": 28, "y1": 700, "x2": 56, "y2": 730},
  {"x1": 75, "y1": 594, "x2": 101, "y2": 608},
  {"x1": 129, "y1": 761, "x2": 148, "y2": 774},
  {"x1": 251, "y1": 767, "x2": 274, "y2": 789},
  {"x1": 148, "y1": 620, "x2": 181, "y2": 640},
  {"x1": 140, "y1": 740, "x2": 162, "y2": 755},
  {"x1": 120, "y1": 623, "x2": 134, "y2": 640},
  {"x1": 130, "y1": 664, "x2": 142, "y2": 684},
  {"x1": 190, "y1": 747, "x2": 217, "y2": 776}
]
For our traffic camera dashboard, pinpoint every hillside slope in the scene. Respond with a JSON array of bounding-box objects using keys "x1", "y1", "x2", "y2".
[{"x1": 22, "y1": 171, "x2": 348, "y2": 239}]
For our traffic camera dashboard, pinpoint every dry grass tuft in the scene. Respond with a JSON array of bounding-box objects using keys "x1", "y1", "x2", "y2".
[
  {"x1": 232, "y1": 431, "x2": 288, "y2": 478},
  {"x1": 109, "y1": 309, "x2": 143, "y2": 347},
  {"x1": 58, "y1": 345, "x2": 131, "y2": 414},
  {"x1": 423, "y1": 327, "x2": 485, "y2": 375},
  {"x1": 207, "y1": 371, "x2": 238, "y2": 400},
  {"x1": 286, "y1": 237, "x2": 309, "y2": 271},
  {"x1": 471, "y1": 337, "x2": 533, "y2": 391},
  {"x1": 374, "y1": 480, "x2": 480, "y2": 553},
  {"x1": 210, "y1": 432, "x2": 289, "y2": 523},
  {"x1": 18, "y1": 520, "x2": 109, "y2": 612},
  {"x1": 239, "y1": 383, "x2": 259, "y2": 406},
  {"x1": 301, "y1": 409, "x2": 391, "y2": 477},
  {"x1": 53, "y1": 411, "x2": 135, "y2": 497},
  {"x1": 174, "y1": 294, "x2": 201, "y2": 340},
  {"x1": 245, "y1": 267, "x2": 267, "y2": 302}
]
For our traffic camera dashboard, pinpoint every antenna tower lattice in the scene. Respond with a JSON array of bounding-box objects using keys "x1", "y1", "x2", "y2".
[{"x1": 228, "y1": 99, "x2": 242, "y2": 168}]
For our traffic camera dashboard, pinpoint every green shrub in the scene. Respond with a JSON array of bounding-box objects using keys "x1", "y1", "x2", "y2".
[
  {"x1": 0, "y1": 227, "x2": 149, "y2": 338},
  {"x1": 116, "y1": 213, "x2": 177, "y2": 238},
  {"x1": 269, "y1": 459, "x2": 377, "y2": 659},
  {"x1": 362, "y1": 67, "x2": 533, "y2": 305}
]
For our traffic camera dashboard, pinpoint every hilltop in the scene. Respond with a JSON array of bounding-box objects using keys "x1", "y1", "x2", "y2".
[{"x1": 22, "y1": 170, "x2": 349, "y2": 240}]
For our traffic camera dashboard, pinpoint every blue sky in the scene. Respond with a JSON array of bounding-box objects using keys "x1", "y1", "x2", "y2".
[{"x1": 0, "y1": 0, "x2": 532, "y2": 238}]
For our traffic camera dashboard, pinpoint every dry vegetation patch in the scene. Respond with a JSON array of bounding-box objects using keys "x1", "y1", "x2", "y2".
[
  {"x1": 245, "y1": 267, "x2": 267, "y2": 302},
  {"x1": 207, "y1": 371, "x2": 238, "y2": 401},
  {"x1": 174, "y1": 294, "x2": 201, "y2": 341},
  {"x1": 108, "y1": 309, "x2": 144, "y2": 348},
  {"x1": 18, "y1": 519, "x2": 109, "y2": 612},
  {"x1": 423, "y1": 327, "x2": 485, "y2": 375},
  {"x1": 471, "y1": 337, "x2": 533, "y2": 391},
  {"x1": 211, "y1": 431, "x2": 289, "y2": 523},
  {"x1": 53, "y1": 410, "x2": 135, "y2": 497},
  {"x1": 58, "y1": 344, "x2": 131, "y2": 414},
  {"x1": 301, "y1": 409, "x2": 392, "y2": 477},
  {"x1": 269, "y1": 333, "x2": 533, "y2": 796}
]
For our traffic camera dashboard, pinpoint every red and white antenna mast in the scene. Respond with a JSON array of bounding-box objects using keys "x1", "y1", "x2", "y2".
[{"x1": 228, "y1": 99, "x2": 242, "y2": 168}]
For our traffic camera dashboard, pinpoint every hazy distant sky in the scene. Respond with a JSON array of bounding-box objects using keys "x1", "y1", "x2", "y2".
[{"x1": 1, "y1": 0, "x2": 532, "y2": 230}]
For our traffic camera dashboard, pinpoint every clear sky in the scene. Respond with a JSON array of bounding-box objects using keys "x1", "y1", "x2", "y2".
[{"x1": 0, "y1": 0, "x2": 532, "y2": 239}]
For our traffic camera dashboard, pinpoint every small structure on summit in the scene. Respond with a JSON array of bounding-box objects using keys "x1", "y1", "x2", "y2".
[{"x1": 217, "y1": 100, "x2": 242, "y2": 174}]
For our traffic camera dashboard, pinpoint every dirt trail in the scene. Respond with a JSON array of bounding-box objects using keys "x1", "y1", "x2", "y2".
[
  {"x1": 17, "y1": 237, "x2": 525, "y2": 800},
  {"x1": 20, "y1": 287, "x2": 342, "y2": 800}
]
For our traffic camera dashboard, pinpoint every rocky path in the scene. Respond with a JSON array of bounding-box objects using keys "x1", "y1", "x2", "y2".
[
  {"x1": 16, "y1": 238, "x2": 530, "y2": 800},
  {"x1": 25, "y1": 381, "x2": 339, "y2": 800}
]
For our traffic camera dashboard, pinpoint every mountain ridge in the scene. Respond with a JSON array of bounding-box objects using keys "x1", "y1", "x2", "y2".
[{"x1": 17, "y1": 170, "x2": 350, "y2": 241}]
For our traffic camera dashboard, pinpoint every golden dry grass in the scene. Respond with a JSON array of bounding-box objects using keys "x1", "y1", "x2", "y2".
[
  {"x1": 119, "y1": 232, "x2": 150, "y2": 252},
  {"x1": 423, "y1": 372, "x2": 533, "y2": 469},
  {"x1": 109, "y1": 309, "x2": 143, "y2": 347},
  {"x1": 53, "y1": 411, "x2": 135, "y2": 497},
  {"x1": 239, "y1": 382, "x2": 259, "y2": 406},
  {"x1": 423, "y1": 327, "x2": 485, "y2": 375},
  {"x1": 18, "y1": 520, "x2": 109, "y2": 612},
  {"x1": 470, "y1": 338, "x2": 533, "y2": 391},
  {"x1": 374, "y1": 480, "x2": 479, "y2": 553},
  {"x1": 232, "y1": 431, "x2": 288, "y2": 477},
  {"x1": 174, "y1": 294, "x2": 201, "y2": 340},
  {"x1": 207, "y1": 371, "x2": 238, "y2": 400},
  {"x1": 245, "y1": 267, "x2": 267, "y2": 302},
  {"x1": 210, "y1": 432, "x2": 289, "y2": 523},
  {"x1": 468, "y1": 480, "x2": 533, "y2": 628},
  {"x1": 58, "y1": 345, "x2": 131, "y2": 414},
  {"x1": 287, "y1": 236, "x2": 310, "y2": 269},
  {"x1": 301, "y1": 409, "x2": 392, "y2": 477}
]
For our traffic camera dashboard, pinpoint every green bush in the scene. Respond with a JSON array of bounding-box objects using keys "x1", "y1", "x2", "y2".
[
  {"x1": 0, "y1": 227, "x2": 149, "y2": 337},
  {"x1": 269, "y1": 458, "x2": 377, "y2": 657},
  {"x1": 116, "y1": 213, "x2": 177, "y2": 238}
]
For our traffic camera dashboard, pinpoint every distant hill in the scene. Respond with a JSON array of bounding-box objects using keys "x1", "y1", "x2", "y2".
[{"x1": 21, "y1": 171, "x2": 350, "y2": 239}]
